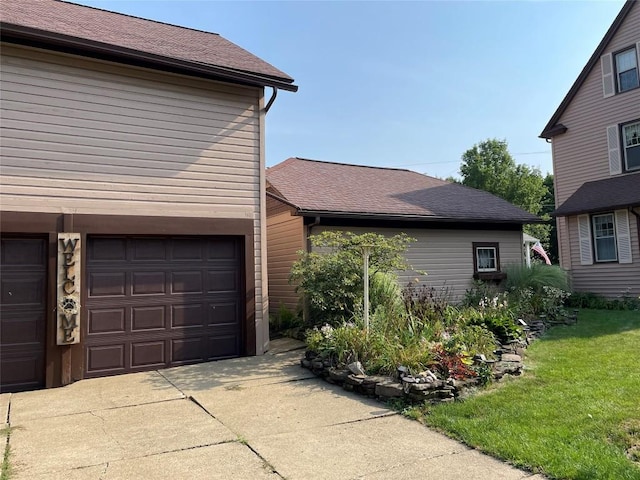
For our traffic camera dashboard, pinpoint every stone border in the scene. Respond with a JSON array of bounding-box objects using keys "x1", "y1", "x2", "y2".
[{"x1": 301, "y1": 317, "x2": 553, "y2": 404}]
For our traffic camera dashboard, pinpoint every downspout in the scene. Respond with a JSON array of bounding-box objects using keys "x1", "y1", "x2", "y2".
[
  {"x1": 306, "y1": 216, "x2": 321, "y2": 252},
  {"x1": 303, "y1": 216, "x2": 320, "y2": 324},
  {"x1": 264, "y1": 87, "x2": 278, "y2": 114}
]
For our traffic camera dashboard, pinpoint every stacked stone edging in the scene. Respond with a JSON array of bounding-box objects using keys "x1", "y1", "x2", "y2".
[{"x1": 301, "y1": 317, "x2": 553, "y2": 404}]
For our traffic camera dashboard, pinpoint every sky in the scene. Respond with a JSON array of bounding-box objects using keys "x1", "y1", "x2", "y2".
[{"x1": 74, "y1": 0, "x2": 626, "y2": 179}]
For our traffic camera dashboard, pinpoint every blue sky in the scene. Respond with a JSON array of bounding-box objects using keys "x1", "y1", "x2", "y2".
[{"x1": 75, "y1": 0, "x2": 626, "y2": 179}]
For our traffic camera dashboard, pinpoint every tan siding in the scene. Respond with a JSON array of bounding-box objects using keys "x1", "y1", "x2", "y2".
[
  {"x1": 0, "y1": 44, "x2": 261, "y2": 219},
  {"x1": 313, "y1": 226, "x2": 523, "y2": 300},
  {"x1": 553, "y1": 7, "x2": 640, "y2": 206},
  {"x1": 266, "y1": 195, "x2": 295, "y2": 217},
  {"x1": 267, "y1": 212, "x2": 304, "y2": 314},
  {"x1": 567, "y1": 214, "x2": 640, "y2": 298}
]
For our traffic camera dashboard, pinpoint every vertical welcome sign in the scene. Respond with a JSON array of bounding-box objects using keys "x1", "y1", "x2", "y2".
[{"x1": 57, "y1": 233, "x2": 81, "y2": 345}]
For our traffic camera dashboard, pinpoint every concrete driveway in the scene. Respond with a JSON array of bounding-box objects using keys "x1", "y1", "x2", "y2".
[{"x1": 1, "y1": 339, "x2": 543, "y2": 480}]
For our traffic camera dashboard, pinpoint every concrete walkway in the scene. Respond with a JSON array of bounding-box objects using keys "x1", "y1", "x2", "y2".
[{"x1": 1, "y1": 339, "x2": 544, "y2": 480}]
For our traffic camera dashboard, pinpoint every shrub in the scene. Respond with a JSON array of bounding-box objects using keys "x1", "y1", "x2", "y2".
[
  {"x1": 269, "y1": 303, "x2": 303, "y2": 337},
  {"x1": 290, "y1": 231, "x2": 415, "y2": 327},
  {"x1": 402, "y1": 283, "x2": 454, "y2": 323},
  {"x1": 505, "y1": 263, "x2": 569, "y2": 292},
  {"x1": 567, "y1": 289, "x2": 640, "y2": 311}
]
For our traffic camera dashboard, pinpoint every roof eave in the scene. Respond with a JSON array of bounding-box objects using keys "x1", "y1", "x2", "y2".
[
  {"x1": 552, "y1": 201, "x2": 640, "y2": 217},
  {"x1": 0, "y1": 23, "x2": 298, "y2": 92},
  {"x1": 295, "y1": 209, "x2": 542, "y2": 225},
  {"x1": 539, "y1": 1, "x2": 634, "y2": 139}
]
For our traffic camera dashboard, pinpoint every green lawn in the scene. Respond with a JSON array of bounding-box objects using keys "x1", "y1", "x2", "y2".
[{"x1": 409, "y1": 309, "x2": 640, "y2": 480}]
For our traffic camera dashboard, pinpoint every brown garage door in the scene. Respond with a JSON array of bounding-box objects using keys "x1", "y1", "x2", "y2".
[
  {"x1": 85, "y1": 236, "x2": 243, "y2": 378},
  {"x1": 0, "y1": 236, "x2": 47, "y2": 393}
]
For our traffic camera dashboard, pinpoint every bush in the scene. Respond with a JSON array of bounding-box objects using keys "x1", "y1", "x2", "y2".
[
  {"x1": 567, "y1": 289, "x2": 640, "y2": 310},
  {"x1": 269, "y1": 303, "x2": 304, "y2": 338},
  {"x1": 505, "y1": 263, "x2": 569, "y2": 292},
  {"x1": 290, "y1": 231, "x2": 415, "y2": 327}
]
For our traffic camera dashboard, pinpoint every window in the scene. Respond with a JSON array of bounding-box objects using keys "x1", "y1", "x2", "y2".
[
  {"x1": 622, "y1": 121, "x2": 640, "y2": 171},
  {"x1": 615, "y1": 47, "x2": 639, "y2": 92},
  {"x1": 592, "y1": 213, "x2": 617, "y2": 262},
  {"x1": 472, "y1": 242, "x2": 505, "y2": 280},
  {"x1": 476, "y1": 247, "x2": 497, "y2": 272}
]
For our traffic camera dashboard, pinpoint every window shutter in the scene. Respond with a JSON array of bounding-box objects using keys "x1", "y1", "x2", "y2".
[
  {"x1": 637, "y1": 43, "x2": 640, "y2": 73},
  {"x1": 577, "y1": 214, "x2": 593, "y2": 265},
  {"x1": 615, "y1": 209, "x2": 632, "y2": 264},
  {"x1": 601, "y1": 53, "x2": 615, "y2": 97},
  {"x1": 607, "y1": 125, "x2": 622, "y2": 175}
]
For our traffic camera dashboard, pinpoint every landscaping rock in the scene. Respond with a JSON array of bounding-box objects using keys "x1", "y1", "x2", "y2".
[
  {"x1": 501, "y1": 354, "x2": 522, "y2": 363},
  {"x1": 328, "y1": 368, "x2": 350, "y2": 383},
  {"x1": 375, "y1": 381, "x2": 404, "y2": 398},
  {"x1": 345, "y1": 374, "x2": 365, "y2": 386},
  {"x1": 347, "y1": 361, "x2": 366, "y2": 376}
]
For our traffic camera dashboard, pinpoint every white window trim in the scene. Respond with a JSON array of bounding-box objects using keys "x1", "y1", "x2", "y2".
[
  {"x1": 476, "y1": 246, "x2": 497, "y2": 272},
  {"x1": 592, "y1": 213, "x2": 618, "y2": 263},
  {"x1": 622, "y1": 120, "x2": 640, "y2": 172},
  {"x1": 614, "y1": 46, "x2": 640, "y2": 93}
]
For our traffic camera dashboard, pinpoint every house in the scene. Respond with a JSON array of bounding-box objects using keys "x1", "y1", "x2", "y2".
[
  {"x1": 540, "y1": 0, "x2": 639, "y2": 298},
  {"x1": 265, "y1": 158, "x2": 540, "y2": 314},
  {"x1": 0, "y1": 0, "x2": 296, "y2": 392}
]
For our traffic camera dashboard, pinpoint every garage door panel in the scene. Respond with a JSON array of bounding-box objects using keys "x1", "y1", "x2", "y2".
[
  {"x1": 171, "y1": 303, "x2": 205, "y2": 328},
  {"x1": 88, "y1": 237, "x2": 127, "y2": 261},
  {"x1": 207, "y1": 335, "x2": 240, "y2": 359},
  {"x1": 131, "y1": 341, "x2": 165, "y2": 367},
  {"x1": 209, "y1": 303, "x2": 239, "y2": 326},
  {"x1": 207, "y1": 270, "x2": 238, "y2": 292},
  {"x1": 88, "y1": 308, "x2": 126, "y2": 334},
  {"x1": 171, "y1": 337, "x2": 204, "y2": 363},
  {"x1": 208, "y1": 239, "x2": 238, "y2": 260},
  {"x1": 85, "y1": 236, "x2": 242, "y2": 378},
  {"x1": 171, "y1": 271, "x2": 204, "y2": 294},
  {"x1": 1, "y1": 275, "x2": 46, "y2": 306},
  {"x1": 132, "y1": 306, "x2": 166, "y2": 331},
  {"x1": 87, "y1": 344, "x2": 126, "y2": 374},
  {"x1": 1, "y1": 236, "x2": 47, "y2": 392},
  {"x1": 88, "y1": 272, "x2": 126, "y2": 297},
  {"x1": 2, "y1": 312, "x2": 46, "y2": 343},
  {"x1": 1, "y1": 238, "x2": 46, "y2": 266},
  {"x1": 132, "y1": 271, "x2": 166, "y2": 295},
  {"x1": 171, "y1": 238, "x2": 204, "y2": 260}
]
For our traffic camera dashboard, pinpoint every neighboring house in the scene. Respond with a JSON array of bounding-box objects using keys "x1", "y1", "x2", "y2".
[
  {"x1": 0, "y1": 0, "x2": 296, "y2": 392},
  {"x1": 265, "y1": 158, "x2": 539, "y2": 314},
  {"x1": 540, "y1": 0, "x2": 639, "y2": 298}
]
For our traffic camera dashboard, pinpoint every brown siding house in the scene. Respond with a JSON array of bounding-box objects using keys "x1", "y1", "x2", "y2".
[
  {"x1": 266, "y1": 158, "x2": 539, "y2": 314},
  {"x1": 540, "y1": 0, "x2": 640, "y2": 298},
  {"x1": 0, "y1": 0, "x2": 296, "y2": 392}
]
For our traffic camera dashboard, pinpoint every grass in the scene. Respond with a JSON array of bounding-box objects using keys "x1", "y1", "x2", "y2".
[
  {"x1": 406, "y1": 309, "x2": 640, "y2": 480},
  {"x1": 1, "y1": 426, "x2": 11, "y2": 480}
]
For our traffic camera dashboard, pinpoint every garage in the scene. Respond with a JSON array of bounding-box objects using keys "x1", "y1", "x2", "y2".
[
  {"x1": 0, "y1": 236, "x2": 47, "y2": 393},
  {"x1": 84, "y1": 236, "x2": 243, "y2": 378}
]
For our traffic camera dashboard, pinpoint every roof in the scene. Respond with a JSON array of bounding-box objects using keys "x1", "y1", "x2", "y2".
[
  {"x1": 552, "y1": 172, "x2": 640, "y2": 216},
  {"x1": 540, "y1": 0, "x2": 636, "y2": 139},
  {"x1": 0, "y1": 0, "x2": 297, "y2": 91},
  {"x1": 266, "y1": 158, "x2": 540, "y2": 224}
]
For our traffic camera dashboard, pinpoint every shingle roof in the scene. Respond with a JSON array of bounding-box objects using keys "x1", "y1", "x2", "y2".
[
  {"x1": 267, "y1": 158, "x2": 540, "y2": 224},
  {"x1": 540, "y1": 0, "x2": 635, "y2": 139},
  {"x1": 0, "y1": 0, "x2": 296, "y2": 91},
  {"x1": 552, "y1": 172, "x2": 640, "y2": 216}
]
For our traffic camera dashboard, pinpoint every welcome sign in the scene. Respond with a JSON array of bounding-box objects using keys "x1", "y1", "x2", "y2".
[{"x1": 57, "y1": 233, "x2": 81, "y2": 345}]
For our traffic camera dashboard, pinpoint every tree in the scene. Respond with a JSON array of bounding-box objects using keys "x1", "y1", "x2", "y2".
[
  {"x1": 458, "y1": 139, "x2": 554, "y2": 255},
  {"x1": 289, "y1": 231, "x2": 414, "y2": 327}
]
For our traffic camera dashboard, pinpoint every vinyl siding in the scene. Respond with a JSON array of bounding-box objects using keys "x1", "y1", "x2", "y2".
[
  {"x1": 0, "y1": 44, "x2": 268, "y2": 354},
  {"x1": 266, "y1": 212, "x2": 304, "y2": 314},
  {"x1": 0, "y1": 44, "x2": 261, "y2": 219},
  {"x1": 312, "y1": 226, "x2": 524, "y2": 300},
  {"x1": 567, "y1": 214, "x2": 640, "y2": 297},
  {"x1": 552, "y1": 6, "x2": 640, "y2": 207}
]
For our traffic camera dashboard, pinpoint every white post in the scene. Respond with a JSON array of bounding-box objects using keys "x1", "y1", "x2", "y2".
[
  {"x1": 363, "y1": 246, "x2": 370, "y2": 334},
  {"x1": 526, "y1": 242, "x2": 532, "y2": 268}
]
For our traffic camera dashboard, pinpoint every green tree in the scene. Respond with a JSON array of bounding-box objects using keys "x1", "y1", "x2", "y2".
[
  {"x1": 458, "y1": 139, "x2": 553, "y2": 255},
  {"x1": 290, "y1": 231, "x2": 414, "y2": 327}
]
